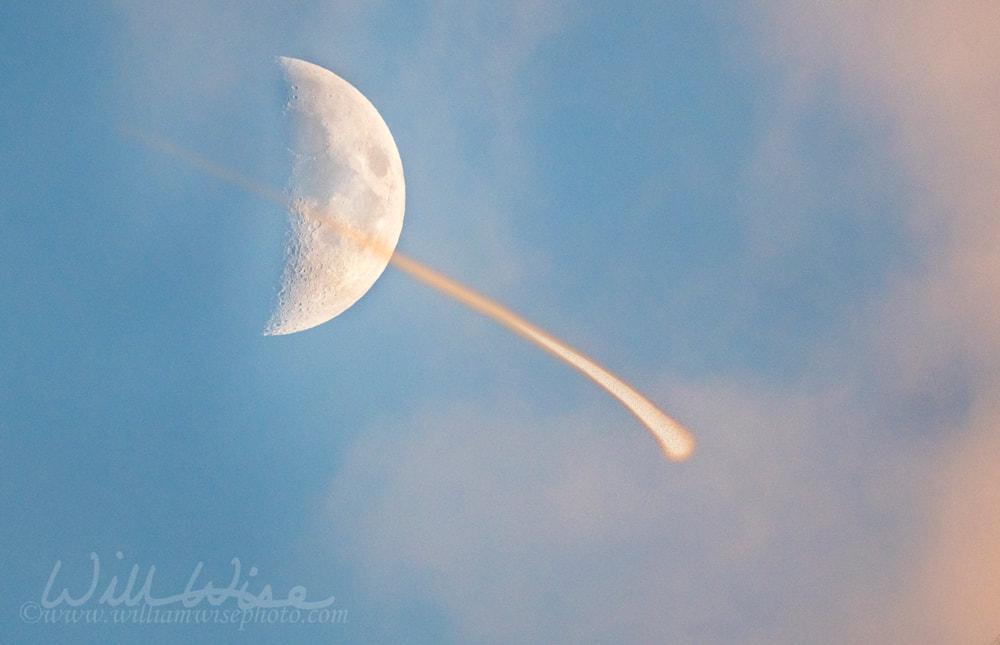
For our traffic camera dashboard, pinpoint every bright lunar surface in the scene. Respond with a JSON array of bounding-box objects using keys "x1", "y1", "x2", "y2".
[{"x1": 265, "y1": 56, "x2": 405, "y2": 335}]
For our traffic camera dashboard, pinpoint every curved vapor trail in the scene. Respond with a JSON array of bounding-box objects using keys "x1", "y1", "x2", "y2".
[
  {"x1": 119, "y1": 126, "x2": 696, "y2": 461},
  {"x1": 389, "y1": 255, "x2": 696, "y2": 461}
]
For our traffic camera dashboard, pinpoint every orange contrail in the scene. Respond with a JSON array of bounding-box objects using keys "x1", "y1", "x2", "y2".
[{"x1": 120, "y1": 126, "x2": 696, "y2": 461}]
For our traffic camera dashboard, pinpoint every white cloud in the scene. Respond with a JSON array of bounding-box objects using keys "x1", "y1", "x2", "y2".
[{"x1": 323, "y1": 375, "x2": 918, "y2": 643}]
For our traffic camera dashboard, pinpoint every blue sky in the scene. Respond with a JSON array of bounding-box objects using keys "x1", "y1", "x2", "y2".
[{"x1": 3, "y1": 1, "x2": 1000, "y2": 643}]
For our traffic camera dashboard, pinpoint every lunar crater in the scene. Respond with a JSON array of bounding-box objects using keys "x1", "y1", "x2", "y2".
[{"x1": 265, "y1": 57, "x2": 405, "y2": 336}]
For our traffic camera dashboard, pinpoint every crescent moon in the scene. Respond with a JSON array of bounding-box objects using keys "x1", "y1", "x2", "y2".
[{"x1": 265, "y1": 56, "x2": 405, "y2": 335}]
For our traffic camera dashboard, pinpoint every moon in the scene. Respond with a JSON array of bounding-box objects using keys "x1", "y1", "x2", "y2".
[{"x1": 265, "y1": 56, "x2": 405, "y2": 336}]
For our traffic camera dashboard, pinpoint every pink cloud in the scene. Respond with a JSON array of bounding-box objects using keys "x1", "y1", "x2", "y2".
[
  {"x1": 314, "y1": 2, "x2": 1000, "y2": 642},
  {"x1": 750, "y1": 1, "x2": 1000, "y2": 641}
]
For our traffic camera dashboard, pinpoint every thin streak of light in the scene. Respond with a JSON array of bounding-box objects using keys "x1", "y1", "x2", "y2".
[{"x1": 119, "y1": 125, "x2": 696, "y2": 461}]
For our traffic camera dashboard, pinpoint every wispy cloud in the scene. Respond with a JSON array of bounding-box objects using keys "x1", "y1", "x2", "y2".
[
  {"x1": 324, "y1": 383, "x2": 876, "y2": 643},
  {"x1": 745, "y1": 1, "x2": 1000, "y2": 642},
  {"x1": 324, "y1": 2, "x2": 1000, "y2": 642}
]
